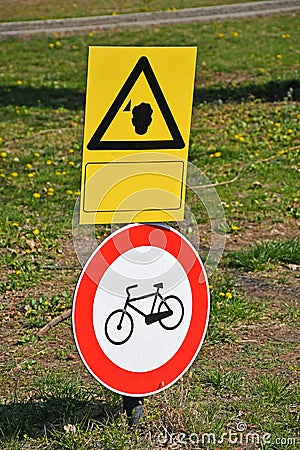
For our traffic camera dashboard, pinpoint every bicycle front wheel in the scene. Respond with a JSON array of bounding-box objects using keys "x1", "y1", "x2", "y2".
[
  {"x1": 104, "y1": 309, "x2": 134, "y2": 345},
  {"x1": 158, "y1": 295, "x2": 184, "y2": 330}
]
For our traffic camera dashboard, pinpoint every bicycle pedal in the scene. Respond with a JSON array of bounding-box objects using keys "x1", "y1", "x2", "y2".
[{"x1": 145, "y1": 310, "x2": 173, "y2": 325}]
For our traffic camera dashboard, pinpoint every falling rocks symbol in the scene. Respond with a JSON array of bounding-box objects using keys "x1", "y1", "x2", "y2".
[{"x1": 87, "y1": 56, "x2": 185, "y2": 150}]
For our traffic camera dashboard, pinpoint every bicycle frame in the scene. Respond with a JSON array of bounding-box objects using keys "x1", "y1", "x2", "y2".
[
  {"x1": 125, "y1": 285, "x2": 164, "y2": 318},
  {"x1": 105, "y1": 283, "x2": 184, "y2": 344},
  {"x1": 117, "y1": 283, "x2": 169, "y2": 327}
]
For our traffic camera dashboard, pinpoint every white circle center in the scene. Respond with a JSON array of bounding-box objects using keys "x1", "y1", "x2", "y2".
[{"x1": 93, "y1": 246, "x2": 192, "y2": 372}]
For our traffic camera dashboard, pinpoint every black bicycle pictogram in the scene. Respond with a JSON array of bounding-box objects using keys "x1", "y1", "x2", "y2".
[{"x1": 104, "y1": 282, "x2": 184, "y2": 345}]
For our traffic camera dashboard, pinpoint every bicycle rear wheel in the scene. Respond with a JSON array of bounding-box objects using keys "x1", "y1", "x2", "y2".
[
  {"x1": 104, "y1": 309, "x2": 134, "y2": 345},
  {"x1": 158, "y1": 295, "x2": 184, "y2": 330}
]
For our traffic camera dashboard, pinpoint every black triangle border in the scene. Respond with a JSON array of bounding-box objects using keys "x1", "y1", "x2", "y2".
[{"x1": 87, "y1": 56, "x2": 185, "y2": 150}]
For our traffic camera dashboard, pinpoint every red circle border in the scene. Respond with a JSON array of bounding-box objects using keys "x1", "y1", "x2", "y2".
[{"x1": 73, "y1": 224, "x2": 209, "y2": 396}]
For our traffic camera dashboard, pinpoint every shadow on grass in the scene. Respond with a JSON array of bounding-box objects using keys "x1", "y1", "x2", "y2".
[
  {"x1": 0, "y1": 78, "x2": 299, "y2": 112},
  {"x1": 0, "y1": 86, "x2": 85, "y2": 110},
  {"x1": 0, "y1": 392, "x2": 121, "y2": 443},
  {"x1": 194, "y1": 78, "x2": 300, "y2": 104}
]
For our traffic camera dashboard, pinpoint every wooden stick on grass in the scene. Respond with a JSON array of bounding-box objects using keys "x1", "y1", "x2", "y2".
[{"x1": 37, "y1": 309, "x2": 72, "y2": 337}]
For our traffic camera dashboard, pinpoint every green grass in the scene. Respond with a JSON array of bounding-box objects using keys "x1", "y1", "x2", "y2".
[
  {"x1": 229, "y1": 238, "x2": 300, "y2": 271},
  {"x1": 201, "y1": 368, "x2": 244, "y2": 391},
  {"x1": 0, "y1": 10, "x2": 300, "y2": 450},
  {"x1": 0, "y1": 373, "x2": 122, "y2": 448},
  {"x1": 24, "y1": 291, "x2": 71, "y2": 328},
  {"x1": 207, "y1": 276, "x2": 263, "y2": 343},
  {"x1": 1, "y1": 0, "x2": 267, "y2": 22}
]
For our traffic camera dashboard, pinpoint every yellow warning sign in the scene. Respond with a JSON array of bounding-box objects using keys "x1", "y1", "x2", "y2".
[{"x1": 80, "y1": 46, "x2": 197, "y2": 224}]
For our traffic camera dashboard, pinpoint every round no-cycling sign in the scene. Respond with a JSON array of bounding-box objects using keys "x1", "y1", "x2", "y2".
[{"x1": 72, "y1": 223, "x2": 210, "y2": 397}]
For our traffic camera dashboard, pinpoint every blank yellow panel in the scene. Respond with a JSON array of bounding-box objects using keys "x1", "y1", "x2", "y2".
[{"x1": 83, "y1": 161, "x2": 184, "y2": 213}]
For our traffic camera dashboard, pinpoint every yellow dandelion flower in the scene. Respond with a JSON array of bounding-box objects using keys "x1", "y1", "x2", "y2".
[
  {"x1": 11, "y1": 172, "x2": 18, "y2": 177},
  {"x1": 88, "y1": 32, "x2": 94, "y2": 37},
  {"x1": 69, "y1": 161, "x2": 75, "y2": 166},
  {"x1": 55, "y1": 171, "x2": 61, "y2": 175},
  {"x1": 49, "y1": 43, "x2": 55, "y2": 49},
  {"x1": 226, "y1": 292, "x2": 233, "y2": 299},
  {"x1": 32, "y1": 229, "x2": 39, "y2": 235},
  {"x1": 55, "y1": 41, "x2": 62, "y2": 47},
  {"x1": 209, "y1": 153, "x2": 215, "y2": 158},
  {"x1": 276, "y1": 54, "x2": 282, "y2": 59},
  {"x1": 1, "y1": 151, "x2": 7, "y2": 158},
  {"x1": 111, "y1": 12, "x2": 117, "y2": 16},
  {"x1": 218, "y1": 33, "x2": 225, "y2": 39},
  {"x1": 15, "y1": 270, "x2": 22, "y2": 275},
  {"x1": 66, "y1": 189, "x2": 73, "y2": 195},
  {"x1": 28, "y1": 172, "x2": 36, "y2": 178},
  {"x1": 11, "y1": 222, "x2": 19, "y2": 227},
  {"x1": 232, "y1": 31, "x2": 239, "y2": 38},
  {"x1": 72, "y1": 45, "x2": 78, "y2": 50},
  {"x1": 33, "y1": 192, "x2": 41, "y2": 198},
  {"x1": 34, "y1": 152, "x2": 40, "y2": 157},
  {"x1": 62, "y1": 171, "x2": 66, "y2": 175},
  {"x1": 239, "y1": 136, "x2": 245, "y2": 142},
  {"x1": 26, "y1": 163, "x2": 33, "y2": 169},
  {"x1": 275, "y1": 122, "x2": 281, "y2": 127},
  {"x1": 214, "y1": 151, "x2": 222, "y2": 157},
  {"x1": 17, "y1": 80, "x2": 23, "y2": 85},
  {"x1": 231, "y1": 225, "x2": 239, "y2": 231},
  {"x1": 278, "y1": 150, "x2": 285, "y2": 155},
  {"x1": 219, "y1": 292, "x2": 225, "y2": 297},
  {"x1": 287, "y1": 129, "x2": 293, "y2": 134},
  {"x1": 25, "y1": 249, "x2": 31, "y2": 254},
  {"x1": 48, "y1": 187, "x2": 54, "y2": 192},
  {"x1": 46, "y1": 160, "x2": 52, "y2": 165},
  {"x1": 69, "y1": 148, "x2": 74, "y2": 153}
]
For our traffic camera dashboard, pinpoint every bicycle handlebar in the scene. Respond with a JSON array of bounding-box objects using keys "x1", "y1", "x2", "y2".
[{"x1": 126, "y1": 284, "x2": 139, "y2": 296}]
